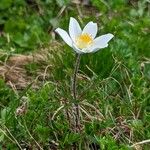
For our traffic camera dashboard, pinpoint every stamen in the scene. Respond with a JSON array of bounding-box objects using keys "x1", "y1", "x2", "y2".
[{"x1": 76, "y1": 33, "x2": 93, "y2": 49}]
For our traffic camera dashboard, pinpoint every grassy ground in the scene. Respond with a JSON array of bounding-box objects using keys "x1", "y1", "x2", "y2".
[{"x1": 0, "y1": 0, "x2": 150, "y2": 149}]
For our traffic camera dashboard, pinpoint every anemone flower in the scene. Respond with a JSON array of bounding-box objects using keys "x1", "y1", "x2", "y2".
[
  {"x1": 55, "y1": 17, "x2": 114, "y2": 133},
  {"x1": 55, "y1": 17, "x2": 114, "y2": 54}
]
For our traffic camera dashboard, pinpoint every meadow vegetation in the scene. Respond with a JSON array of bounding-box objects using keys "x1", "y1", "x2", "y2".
[{"x1": 0, "y1": 0, "x2": 150, "y2": 149}]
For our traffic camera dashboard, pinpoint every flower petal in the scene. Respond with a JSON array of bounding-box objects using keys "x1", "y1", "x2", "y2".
[
  {"x1": 55, "y1": 28, "x2": 72, "y2": 47},
  {"x1": 87, "y1": 33, "x2": 114, "y2": 53},
  {"x1": 69, "y1": 17, "x2": 82, "y2": 43},
  {"x1": 82, "y1": 22, "x2": 98, "y2": 39},
  {"x1": 72, "y1": 44, "x2": 84, "y2": 54}
]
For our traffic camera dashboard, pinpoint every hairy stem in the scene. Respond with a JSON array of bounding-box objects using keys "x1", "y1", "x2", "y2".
[{"x1": 72, "y1": 53, "x2": 81, "y2": 132}]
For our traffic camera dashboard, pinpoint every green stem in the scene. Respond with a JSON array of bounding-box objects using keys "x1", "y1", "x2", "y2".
[{"x1": 72, "y1": 53, "x2": 81, "y2": 132}]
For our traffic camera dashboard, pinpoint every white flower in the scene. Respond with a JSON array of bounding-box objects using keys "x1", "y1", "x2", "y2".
[{"x1": 55, "y1": 17, "x2": 114, "y2": 54}]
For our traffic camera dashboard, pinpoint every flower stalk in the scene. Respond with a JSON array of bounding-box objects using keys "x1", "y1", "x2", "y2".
[{"x1": 72, "y1": 53, "x2": 81, "y2": 132}]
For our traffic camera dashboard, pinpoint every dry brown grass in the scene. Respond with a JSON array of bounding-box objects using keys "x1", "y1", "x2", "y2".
[{"x1": 0, "y1": 41, "x2": 61, "y2": 90}]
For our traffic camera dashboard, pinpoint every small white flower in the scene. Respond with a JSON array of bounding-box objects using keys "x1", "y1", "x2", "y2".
[{"x1": 55, "y1": 17, "x2": 114, "y2": 54}]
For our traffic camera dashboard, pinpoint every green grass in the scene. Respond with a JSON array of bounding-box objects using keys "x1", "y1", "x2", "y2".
[{"x1": 0, "y1": 0, "x2": 150, "y2": 149}]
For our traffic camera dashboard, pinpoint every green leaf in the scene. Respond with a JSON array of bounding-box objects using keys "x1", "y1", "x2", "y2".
[{"x1": 0, "y1": 0, "x2": 13, "y2": 10}]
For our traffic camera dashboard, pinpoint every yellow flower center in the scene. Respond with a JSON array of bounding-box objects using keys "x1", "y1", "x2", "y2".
[{"x1": 76, "y1": 33, "x2": 93, "y2": 49}]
